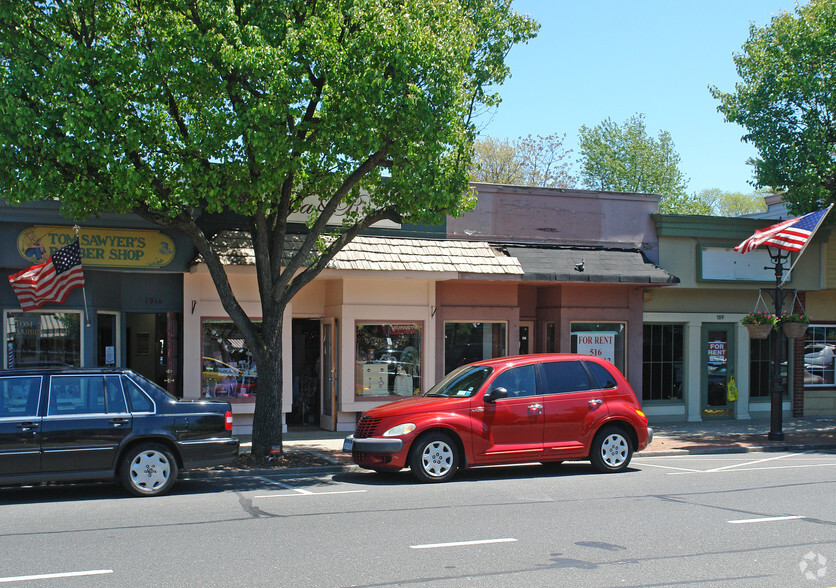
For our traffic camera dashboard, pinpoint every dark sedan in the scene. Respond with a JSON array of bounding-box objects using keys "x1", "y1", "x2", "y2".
[{"x1": 0, "y1": 368, "x2": 238, "y2": 496}]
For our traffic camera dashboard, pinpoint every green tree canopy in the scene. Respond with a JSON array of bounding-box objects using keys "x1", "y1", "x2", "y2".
[
  {"x1": 710, "y1": 0, "x2": 836, "y2": 215},
  {"x1": 470, "y1": 133, "x2": 575, "y2": 188},
  {"x1": 0, "y1": 0, "x2": 537, "y2": 456},
  {"x1": 577, "y1": 114, "x2": 708, "y2": 214},
  {"x1": 695, "y1": 188, "x2": 767, "y2": 217}
]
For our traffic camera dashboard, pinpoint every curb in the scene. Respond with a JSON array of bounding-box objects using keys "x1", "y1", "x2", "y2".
[{"x1": 183, "y1": 442, "x2": 836, "y2": 479}]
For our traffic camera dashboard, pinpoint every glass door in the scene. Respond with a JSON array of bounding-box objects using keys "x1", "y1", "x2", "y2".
[
  {"x1": 319, "y1": 318, "x2": 338, "y2": 431},
  {"x1": 702, "y1": 323, "x2": 735, "y2": 419},
  {"x1": 519, "y1": 321, "x2": 534, "y2": 355}
]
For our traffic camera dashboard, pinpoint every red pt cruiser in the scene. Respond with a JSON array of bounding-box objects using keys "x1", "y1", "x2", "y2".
[{"x1": 344, "y1": 354, "x2": 652, "y2": 482}]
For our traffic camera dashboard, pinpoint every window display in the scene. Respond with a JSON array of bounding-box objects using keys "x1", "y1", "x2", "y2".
[
  {"x1": 355, "y1": 322, "x2": 422, "y2": 398},
  {"x1": 5, "y1": 311, "x2": 81, "y2": 368},
  {"x1": 201, "y1": 319, "x2": 258, "y2": 400}
]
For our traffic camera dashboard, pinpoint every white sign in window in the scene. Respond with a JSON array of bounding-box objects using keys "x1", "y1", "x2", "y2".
[{"x1": 575, "y1": 331, "x2": 617, "y2": 364}]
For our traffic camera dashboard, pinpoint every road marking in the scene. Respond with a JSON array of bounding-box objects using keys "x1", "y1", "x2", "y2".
[
  {"x1": 728, "y1": 515, "x2": 806, "y2": 524},
  {"x1": 0, "y1": 570, "x2": 113, "y2": 583},
  {"x1": 253, "y1": 478, "x2": 366, "y2": 498},
  {"x1": 703, "y1": 452, "x2": 803, "y2": 473},
  {"x1": 631, "y1": 462, "x2": 703, "y2": 473},
  {"x1": 255, "y1": 490, "x2": 367, "y2": 498},
  {"x1": 666, "y1": 463, "x2": 836, "y2": 475},
  {"x1": 410, "y1": 538, "x2": 517, "y2": 550}
]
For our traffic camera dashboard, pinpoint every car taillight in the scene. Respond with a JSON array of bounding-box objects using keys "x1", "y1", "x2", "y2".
[{"x1": 225, "y1": 411, "x2": 233, "y2": 431}]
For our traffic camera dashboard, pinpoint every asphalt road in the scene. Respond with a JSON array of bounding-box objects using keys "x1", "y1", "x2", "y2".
[{"x1": 1, "y1": 450, "x2": 834, "y2": 587}]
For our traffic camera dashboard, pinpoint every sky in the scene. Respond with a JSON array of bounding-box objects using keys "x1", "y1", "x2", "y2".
[{"x1": 479, "y1": 0, "x2": 805, "y2": 196}]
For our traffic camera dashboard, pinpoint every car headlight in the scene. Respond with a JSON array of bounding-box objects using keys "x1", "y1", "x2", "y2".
[{"x1": 382, "y1": 423, "x2": 416, "y2": 437}]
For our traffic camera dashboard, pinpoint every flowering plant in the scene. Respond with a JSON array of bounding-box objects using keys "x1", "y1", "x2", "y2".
[
  {"x1": 741, "y1": 311, "x2": 778, "y2": 326},
  {"x1": 779, "y1": 311, "x2": 810, "y2": 324}
]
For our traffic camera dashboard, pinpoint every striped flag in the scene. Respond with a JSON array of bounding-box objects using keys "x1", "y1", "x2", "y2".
[
  {"x1": 734, "y1": 205, "x2": 833, "y2": 254},
  {"x1": 8, "y1": 239, "x2": 85, "y2": 311}
]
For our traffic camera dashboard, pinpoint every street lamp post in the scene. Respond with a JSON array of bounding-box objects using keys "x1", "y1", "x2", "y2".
[{"x1": 766, "y1": 247, "x2": 790, "y2": 441}]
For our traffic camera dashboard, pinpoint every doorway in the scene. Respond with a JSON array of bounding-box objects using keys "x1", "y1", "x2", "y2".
[
  {"x1": 126, "y1": 312, "x2": 181, "y2": 396},
  {"x1": 519, "y1": 321, "x2": 534, "y2": 355},
  {"x1": 702, "y1": 323, "x2": 735, "y2": 419},
  {"x1": 289, "y1": 319, "x2": 321, "y2": 427}
]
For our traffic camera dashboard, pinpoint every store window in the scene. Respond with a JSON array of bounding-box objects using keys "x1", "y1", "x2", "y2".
[
  {"x1": 5, "y1": 311, "x2": 81, "y2": 368},
  {"x1": 642, "y1": 324, "x2": 683, "y2": 402},
  {"x1": 444, "y1": 322, "x2": 506, "y2": 374},
  {"x1": 355, "y1": 322, "x2": 422, "y2": 398},
  {"x1": 201, "y1": 319, "x2": 259, "y2": 400},
  {"x1": 804, "y1": 325, "x2": 835, "y2": 386},
  {"x1": 571, "y1": 322, "x2": 626, "y2": 374}
]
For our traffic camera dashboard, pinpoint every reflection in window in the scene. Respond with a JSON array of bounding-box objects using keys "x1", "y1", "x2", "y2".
[
  {"x1": 804, "y1": 325, "x2": 835, "y2": 386},
  {"x1": 5, "y1": 312, "x2": 81, "y2": 368},
  {"x1": 444, "y1": 322, "x2": 506, "y2": 374},
  {"x1": 642, "y1": 324, "x2": 683, "y2": 402},
  {"x1": 201, "y1": 320, "x2": 259, "y2": 400},
  {"x1": 356, "y1": 322, "x2": 422, "y2": 398}
]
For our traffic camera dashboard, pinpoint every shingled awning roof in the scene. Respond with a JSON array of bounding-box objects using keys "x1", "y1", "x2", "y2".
[
  {"x1": 506, "y1": 246, "x2": 679, "y2": 284},
  {"x1": 204, "y1": 231, "x2": 523, "y2": 276}
]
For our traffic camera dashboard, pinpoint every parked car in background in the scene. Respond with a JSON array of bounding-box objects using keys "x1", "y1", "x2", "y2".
[
  {"x1": 0, "y1": 368, "x2": 238, "y2": 496},
  {"x1": 344, "y1": 354, "x2": 652, "y2": 482}
]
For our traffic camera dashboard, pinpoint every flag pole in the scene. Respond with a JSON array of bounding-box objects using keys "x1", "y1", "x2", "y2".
[
  {"x1": 779, "y1": 203, "x2": 833, "y2": 287},
  {"x1": 74, "y1": 225, "x2": 91, "y2": 328}
]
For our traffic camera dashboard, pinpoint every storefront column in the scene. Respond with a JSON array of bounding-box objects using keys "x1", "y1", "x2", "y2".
[
  {"x1": 734, "y1": 322, "x2": 751, "y2": 420},
  {"x1": 686, "y1": 321, "x2": 702, "y2": 422}
]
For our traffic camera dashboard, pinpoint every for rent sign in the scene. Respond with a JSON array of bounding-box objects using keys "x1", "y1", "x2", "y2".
[{"x1": 575, "y1": 332, "x2": 617, "y2": 364}]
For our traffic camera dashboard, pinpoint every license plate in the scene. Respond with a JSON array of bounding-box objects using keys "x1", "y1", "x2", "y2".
[{"x1": 342, "y1": 438, "x2": 353, "y2": 452}]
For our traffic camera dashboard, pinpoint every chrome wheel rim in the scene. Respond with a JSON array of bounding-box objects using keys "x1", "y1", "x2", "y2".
[
  {"x1": 421, "y1": 440, "x2": 454, "y2": 478},
  {"x1": 601, "y1": 433, "x2": 628, "y2": 467},
  {"x1": 129, "y1": 449, "x2": 171, "y2": 493}
]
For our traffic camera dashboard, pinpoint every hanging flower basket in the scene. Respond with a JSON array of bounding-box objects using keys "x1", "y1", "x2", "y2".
[
  {"x1": 782, "y1": 321, "x2": 808, "y2": 339},
  {"x1": 746, "y1": 323, "x2": 774, "y2": 339}
]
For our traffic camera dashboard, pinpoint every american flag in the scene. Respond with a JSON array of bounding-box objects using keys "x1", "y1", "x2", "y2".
[
  {"x1": 734, "y1": 206, "x2": 833, "y2": 254},
  {"x1": 8, "y1": 239, "x2": 85, "y2": 311}
]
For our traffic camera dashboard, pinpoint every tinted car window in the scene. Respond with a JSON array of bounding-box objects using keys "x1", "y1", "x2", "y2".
[
  {"x1": 122, "y1": 376, "x2": 155, "y2": 412},
  {"x1": 0, "y1": 376, "x2": 41, "y2": 418},
  {"x1": 49, "y1": 376, "x2": 106, "y2": 415},
  {"x1": 489, "y1": 365, "x2": 538, "y2": 398},
  {"x1": 105, "y1": 376, "x2": 128, "y2": 413},
  {"x1": 423, "y1": 366, "x2": 493, "y2": 397},
  {"x1": 586, "y1": 362, "x2": 617, "y2": 390},
  {"x1": 540, "y1": 361, "x2": 593, "y2": 394}
]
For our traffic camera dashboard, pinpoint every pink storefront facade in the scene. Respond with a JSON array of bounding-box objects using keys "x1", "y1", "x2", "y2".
[{"x1": 181, "y1": 184, "x2": 677, "y2": 433}]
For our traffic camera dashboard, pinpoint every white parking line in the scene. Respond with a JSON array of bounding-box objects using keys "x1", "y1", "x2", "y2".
[
  {"x1": 0, "y1": 570, "x2": 113, "y2": 583},
  {"x1": 728, "y1": 515, "x2": 806, "y2": 524},
  {"x1": 410, "y1": 538, "x2": 517, "y2": 550},
  {"x1": 703, "y1": 452, "x2": 803, "y2": 473},
  {"x1": 253, "y1": 478, "x2": 366, "y2": 498}
]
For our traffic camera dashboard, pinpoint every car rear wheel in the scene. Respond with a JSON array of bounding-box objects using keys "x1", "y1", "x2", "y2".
[
  {"x1": 409, "y1": 433, "x2": 459, "y2": 483},
  {"x1": 120, "y1": 443, "x2": 179, "y2": 497},
  {"x1": 590, "y1": 426, "x2": 632, "y2": 473}
]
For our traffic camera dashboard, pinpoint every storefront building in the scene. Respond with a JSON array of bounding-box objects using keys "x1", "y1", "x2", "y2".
[
  {"x1": 645, "y1": 199, "x2": 836, "y2": 422},
  {"x1": 1, "y1": 201, "x2": 193, "y2": 392},
  {"x1": 184, "y1": 184, "x2": 678, "y2": 433}
]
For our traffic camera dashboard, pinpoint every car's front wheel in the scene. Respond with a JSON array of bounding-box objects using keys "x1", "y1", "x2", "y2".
[
  {"x1": 409, "y1": 432, "x2": 460, "y2": 483},
  {"x1": 590, "y1": 426, "x2": 633, "y2": 473},
  {"x1": 120, "y1": 443, "x2": 179, "y2": 497}
]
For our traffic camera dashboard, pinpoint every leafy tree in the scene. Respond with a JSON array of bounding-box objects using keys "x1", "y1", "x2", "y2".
[
  {"x1": 710, "y1": 0, "x2": 836, "y2": 215},
  {"x1": 578, "y1": 114, "x2": 709, "y2": 214},
  {"x1": 471, "y1": 133, "x2": 575, "y2": 188},
  {"x1": 695, "y1": 188, "x2": 767, "y2": 217},
  {"x1": 0, "y1": 0, "x2": 537, "y2": 457}
]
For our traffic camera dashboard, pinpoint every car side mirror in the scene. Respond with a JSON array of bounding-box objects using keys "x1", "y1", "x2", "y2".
[{"x1": 484, "y1": 387, "x2": 508, "y2": 403}]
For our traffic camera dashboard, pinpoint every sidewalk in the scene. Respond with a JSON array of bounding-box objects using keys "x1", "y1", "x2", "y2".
[{"x1": 236, "y1": 416, "x2": 836, "y2": 469}]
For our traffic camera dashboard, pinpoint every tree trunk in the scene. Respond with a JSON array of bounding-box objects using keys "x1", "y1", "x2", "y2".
[{"x1": 251, "y1": 313, "x2": 285, "y2": 458}]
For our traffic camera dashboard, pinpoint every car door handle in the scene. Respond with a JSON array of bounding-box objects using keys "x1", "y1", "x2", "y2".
[
  {"x1": 16, "y1": 422, "x2": 39, "y2": 432},
  {"x1": 109, "y1": 418, "x2": 130, "y2": 428},
  {"x1": 588, "y1": 399, "x2": 603, "y2": 408},
  {"x1": 528, "y1": 403, "x2": 543, "y2": 414}
]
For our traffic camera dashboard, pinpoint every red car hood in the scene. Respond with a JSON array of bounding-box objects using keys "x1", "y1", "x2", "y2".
[{"x1": 363, "y1": 396, "x2": 470, "y2": 418}]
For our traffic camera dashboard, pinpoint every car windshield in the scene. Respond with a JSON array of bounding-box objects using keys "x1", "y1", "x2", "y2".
[{"x1": 423, "y1": 365, "x2": 493, "y2": 398}]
